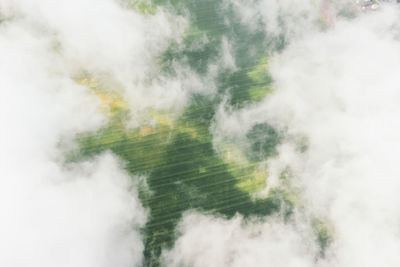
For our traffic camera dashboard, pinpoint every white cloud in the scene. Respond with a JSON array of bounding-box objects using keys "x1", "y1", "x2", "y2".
[
  {"x1": 189, "y1": 3, "x2": 400, "y2": 267},
  {"x1": 162, "y1": 213, "x2": 316, "y2": 267},
  {"x1": 264, "y1": 7, "x2": 400, "y2": 266},
  {"x1": 4, "y1": 0, "x2": 400, "y2": 266},
  {"x1": 0, "y1": 0, "x2": 195, "y2": 125},
  {"x1": 224, "y1": 0, "x2": 322, "y2": 45},
  {"x1": 0, "y1": 1, "x2": 171, "y2": 266}
]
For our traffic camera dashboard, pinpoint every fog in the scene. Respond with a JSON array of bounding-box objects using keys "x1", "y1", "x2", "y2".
[
  {"x1": 166, "y1": 2, "x2": 400, "y2": 267},
  {"x1": 0, "y1": 0, "x2": 186, "y2": 266},
  {"x1": 3, "y1": 0, "x2": 400, "y2": 266}
]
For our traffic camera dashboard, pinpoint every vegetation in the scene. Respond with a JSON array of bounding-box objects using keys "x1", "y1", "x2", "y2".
[
  {"x1": 73, "y1": 76, "x2": 283, "y2": 265},
  {"x1": 70, "y1": 0, "x2": 333, "y2": 265}
]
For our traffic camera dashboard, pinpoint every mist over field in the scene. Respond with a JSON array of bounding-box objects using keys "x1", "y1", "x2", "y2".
[{"x1": 1, "y1": 0, "x2": 400, "y2": 266}]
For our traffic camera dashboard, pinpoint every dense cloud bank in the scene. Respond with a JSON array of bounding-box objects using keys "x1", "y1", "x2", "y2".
[
  {"x1": 177, "y1": 3, "x2": 400, "y2": 267},
  {"x1": 0, "y1": 0, "x2": 184, "y2": 266}
]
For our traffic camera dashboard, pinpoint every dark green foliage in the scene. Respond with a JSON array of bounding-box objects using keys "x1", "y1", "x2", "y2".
[
  {"x1": 156, "y1": 0, "x2": 274, "y2": 107},
  {"x1": 72, "y1": 0, "x2": 300, "y2": 265},
  {"x1": 143, "y1": 131, "x2": 281, "y2": 266},
  {"x1": 145, "y1": 131, "x2": 279, "y2": 266},
  {"x1": 312, "y1": 218, "x2": 333, "y2": 258},
  {"x1": 74, "y1": 97, "x2": 284, "y2": 266},
  {"x1": 247, "y1": 123, "x2": 281, "y2": 161}
]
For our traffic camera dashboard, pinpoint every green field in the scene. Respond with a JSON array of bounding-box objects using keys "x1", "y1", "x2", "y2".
[{"x1": 69, "y1": 0, "x2": 329, "y2": 265}]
